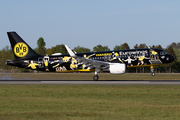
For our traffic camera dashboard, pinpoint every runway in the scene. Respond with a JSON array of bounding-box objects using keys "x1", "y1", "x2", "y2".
[{"x1": 0, "y1": 80, "x2": 180, "y2": 85}]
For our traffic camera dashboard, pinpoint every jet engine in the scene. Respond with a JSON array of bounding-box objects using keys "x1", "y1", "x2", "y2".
[{"x1": 109, "y1": 63, "x2": 126, "y2": 74}]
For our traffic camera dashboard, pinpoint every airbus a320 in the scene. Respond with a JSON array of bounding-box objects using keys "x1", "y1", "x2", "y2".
[{"x1": 6, "y1": 32, "x2": 175, "y2": 80}]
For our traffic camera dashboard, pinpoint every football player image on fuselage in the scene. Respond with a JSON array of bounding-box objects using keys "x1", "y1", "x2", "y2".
[
  {"x1": 28, "y1": 60, "x2": 38, "y2": 69},
  {"x1": 70, "y1": 57, "x2": 78, "y2": 70},
  {"x1": 111, "y1": 52, "x2": 123, "y2": 63},
  {"x1": 123, "y1": 56, "x2": 135, "y2": 66},
  {"x1": 137, "y1": 54, "x2": 150, "y2": 65},
  {"x1": 150, "y1": 49, "x2": 159, "y2": 61},
  {"x1": 44, "y1": 55, "x2": 49, "y2": 71}
]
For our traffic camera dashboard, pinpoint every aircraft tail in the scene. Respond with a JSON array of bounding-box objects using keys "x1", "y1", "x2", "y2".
[{"x1": 7, "y1": 32, "x2": 41, "y2": 60}]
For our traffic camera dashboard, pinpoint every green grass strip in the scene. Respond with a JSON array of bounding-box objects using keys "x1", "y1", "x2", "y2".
[{"x1": 0, "y1": 85, "x2": 180, "y2": 120}]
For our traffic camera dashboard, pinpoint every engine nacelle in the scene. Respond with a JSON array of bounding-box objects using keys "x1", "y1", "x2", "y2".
[{"x1": 109, "y1": 63, "x2": 126, "y2": 74}]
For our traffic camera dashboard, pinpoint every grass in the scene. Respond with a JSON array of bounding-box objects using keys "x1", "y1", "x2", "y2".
[
  {"x1": 0, "y1": 85, "x2": 180, "y2": 120},
  {"x1": 0, "y1": 73, "x2": 180, "y2": 80}
]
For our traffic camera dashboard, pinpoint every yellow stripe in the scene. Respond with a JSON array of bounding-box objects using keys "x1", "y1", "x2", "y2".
[
  {"x1": 56, "y1": 69, "x2": 95, "y2": 73},
  {"x1": 127, "y1": 64, "x2": 163, "y2": 68}
]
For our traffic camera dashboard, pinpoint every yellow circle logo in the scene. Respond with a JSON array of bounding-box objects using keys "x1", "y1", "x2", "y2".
[{"x1": 14, "y1": 42, "x2": 29, "y2": 57}]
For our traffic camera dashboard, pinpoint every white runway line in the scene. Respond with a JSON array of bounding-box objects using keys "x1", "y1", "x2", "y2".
[{"x1": 41, "y1": 81, "x2": 150, "y2": 85}]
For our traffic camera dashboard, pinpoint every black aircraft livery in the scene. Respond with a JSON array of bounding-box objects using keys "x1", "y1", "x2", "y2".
[{"x1": 6, "y1": 32, "x2": 175, "y2": 80}]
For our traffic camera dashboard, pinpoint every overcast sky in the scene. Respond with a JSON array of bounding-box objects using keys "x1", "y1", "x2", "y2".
[{"x1": 0, "y1": 0, "x2": 180, "y2": 51}]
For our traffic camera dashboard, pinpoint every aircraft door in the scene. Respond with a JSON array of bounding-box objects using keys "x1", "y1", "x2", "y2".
[{"x1": 38, "y1": 57, "x2": 44, "y2": 68}]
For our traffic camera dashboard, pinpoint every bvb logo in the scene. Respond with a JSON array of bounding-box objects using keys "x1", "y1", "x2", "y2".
[{"x1": 14, "y1": 42, "x2": 29, "y2": 57}]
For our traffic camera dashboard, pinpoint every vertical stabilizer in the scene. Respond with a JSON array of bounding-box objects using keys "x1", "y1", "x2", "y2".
[{"x1": 7, "y1": 32, "x2": 41, "y2": 60}]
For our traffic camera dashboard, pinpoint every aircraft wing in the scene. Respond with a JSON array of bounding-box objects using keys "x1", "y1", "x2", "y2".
[{"x1": 64, "y1": 45, "x2": 109, "y2": 68}]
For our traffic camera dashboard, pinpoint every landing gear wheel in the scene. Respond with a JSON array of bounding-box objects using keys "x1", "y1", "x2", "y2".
[
  {"x1": 93, "y1": 75, "x2": 99, "y2": 81},
  {"x1": 151, "y1": 72, "x2": 155, "y2": 76},
  {"x1": 150, "y1": 66, "x2": 155, "y2": 76}
]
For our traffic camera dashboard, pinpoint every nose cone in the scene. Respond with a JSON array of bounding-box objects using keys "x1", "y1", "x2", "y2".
[{"x1": 167, "y1": 54, "x2": 175, "y2": 63}]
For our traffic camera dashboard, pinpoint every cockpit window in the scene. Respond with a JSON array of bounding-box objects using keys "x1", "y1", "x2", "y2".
[{"x1": 160, "y1": 51, "x2": 168, "y2": 55}]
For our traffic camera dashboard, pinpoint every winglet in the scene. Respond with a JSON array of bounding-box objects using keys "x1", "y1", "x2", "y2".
[{"x1": 64, "y1": 45, "x2": 76, "y2": 57}]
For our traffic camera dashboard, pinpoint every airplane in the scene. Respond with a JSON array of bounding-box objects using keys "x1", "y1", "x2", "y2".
[{"x1": 6, "y1": 32, "x2": 175, "y2": 80}]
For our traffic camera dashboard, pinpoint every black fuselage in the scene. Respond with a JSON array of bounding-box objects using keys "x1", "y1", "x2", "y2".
[{"x1": 7, "y1": 48, "x2": 174, "y2": 73}]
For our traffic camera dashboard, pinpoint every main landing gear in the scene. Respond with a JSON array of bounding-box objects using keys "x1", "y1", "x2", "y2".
[
  {"x1": 93, "y1": 75, "x2": 99, "y2": 81},
  {"x1": 93, "y1": 67, "x2": 100, "y2": 81},
  {"x1": 93, "y1": 66, "x2": 156, "y2": 80},
  {"x1": 151, "y1": 66, "x2": 155, "y2": 76}
]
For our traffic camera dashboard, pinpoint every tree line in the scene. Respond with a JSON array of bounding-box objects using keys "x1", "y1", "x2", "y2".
[{"x1": 0, "y1": 37, "x2": 179, "y2": 73}]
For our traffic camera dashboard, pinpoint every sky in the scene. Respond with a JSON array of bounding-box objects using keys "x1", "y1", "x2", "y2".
[{"x1": 0, "y1": 0, "x2": 180, "y2": 51}]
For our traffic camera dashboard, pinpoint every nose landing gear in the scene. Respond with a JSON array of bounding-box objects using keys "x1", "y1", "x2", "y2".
[{"x1": 151, "y1": 66, "x2": 155, "y2": 76}]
